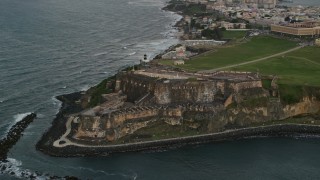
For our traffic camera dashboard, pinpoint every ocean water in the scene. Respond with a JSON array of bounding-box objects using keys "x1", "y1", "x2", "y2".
[
  {"x1": 280, "y1": 0, "x2": 320, "y2": 6},
  {"x1": 1, "y1": 0, "x2": 320, "y2": 179}
]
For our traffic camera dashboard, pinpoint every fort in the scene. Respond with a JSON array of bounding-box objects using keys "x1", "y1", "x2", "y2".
[
  {"x1": 55, "y1": 68, "x2": 268, "y2": 144},
  {"x1": 49, "y1": 65, "x2": 320, "y2": 148},
  {"x1": 35, "y1": 55, "x2": 320, "y2": 156}
]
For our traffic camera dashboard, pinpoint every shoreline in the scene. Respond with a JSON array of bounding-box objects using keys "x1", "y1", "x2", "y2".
[{"x1": 36, "y1": 92, "x2": 320, "y2": 157}]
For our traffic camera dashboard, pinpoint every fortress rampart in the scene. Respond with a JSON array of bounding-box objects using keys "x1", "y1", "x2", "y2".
[
  {"x1": 117, "y1": 71, "x2": 262, "y2": 105},
  {"x1": 74, "y1": 70, "x2": 267, "y2": 142},
  {"x1": 183, "y1": 40, "x2": 226, "y2": 47},
  {"x1": 75, "y1": 104, "x2": 225, "y2": 141}
]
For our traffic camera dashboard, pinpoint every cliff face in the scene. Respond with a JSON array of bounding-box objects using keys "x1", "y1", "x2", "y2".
[
  {"x1": 219, "y1": 96, "x2": 320, "y2": 129},
  {"x1": 74, "y1": 96, "x2": 320, "y2": 143},
  {"x1": 282, "y1": 97, "x2": 320, "y2": 118},
  {"x1": 75, "y1": 104, "x2": 226, "y2": 141}
]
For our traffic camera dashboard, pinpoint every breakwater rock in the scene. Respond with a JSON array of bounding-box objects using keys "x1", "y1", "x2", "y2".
[
  {"x1": 0, "y1": 112, "x2": 80, "y2": 179},
  {"x1": 0, "y1": 113, "x2": 36, "y2": 161}
]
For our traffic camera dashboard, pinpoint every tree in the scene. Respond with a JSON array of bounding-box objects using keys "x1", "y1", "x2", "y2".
[
  {"x1": 284, "y1": 16, "x2": 291, "y2": 22},
  {"x1": 231, "y1": 19, "x2": 239, "y2": 23},
  {"x1": 214, "y1": 28, "x2": 223, "y2": 40},
  {"x1": 201, "y1": 28, "x2": 223, "y2": 40}
]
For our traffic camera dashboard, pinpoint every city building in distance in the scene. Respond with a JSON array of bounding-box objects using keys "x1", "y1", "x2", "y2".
[{"x1": 271, "y1": 21, "x2": 320, "y2": 36}]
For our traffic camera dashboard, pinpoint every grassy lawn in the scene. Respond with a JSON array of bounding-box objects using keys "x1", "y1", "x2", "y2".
[
  {"x1": 161, "y1": 36, "x2": 298, "y2": 71},
  {"x1": 115, "y1": 121, "x2": 202, "y2": 144},
  {"x1": 223, "y1": 30, "x2": 247, "y2": 39},
  {"x1": 229, "y1": 46, "x2": 320, "y2": 86}
]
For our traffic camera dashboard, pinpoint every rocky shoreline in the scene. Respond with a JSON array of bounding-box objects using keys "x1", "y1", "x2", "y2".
[{"x1": 36, "y1": 92, "x2": 320, "y2": 157}]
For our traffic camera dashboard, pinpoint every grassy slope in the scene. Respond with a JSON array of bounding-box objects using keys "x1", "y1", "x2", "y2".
[
  {"x1": 223, "y1": 30, "x2": 247, "y2": 39},
  {"x1": 168, "y1": 36, "x2": 298, "y2": 71},
  {"x1": 230, "y1": 46, "x2": 320, "y2": 86}
]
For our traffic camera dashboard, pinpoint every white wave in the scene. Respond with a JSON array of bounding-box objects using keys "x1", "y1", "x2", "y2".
[
  {"x1": 128, "y1": 52, "x2": 136, "y2": 56},
  {"x1": 133, "y1": 173, "x2": 138, "y2": 180},
  {"x1": 4, "y1": 112, "x2": 33, "y2": 134},
  {"x1": 0, "y1": 97, "x2": 6, "y2": 103},
  {"x1": 0, "y1": 158, "x2": 52, "y2": 179},
  {"x1": 124, "y1": 43, "x2": 136, "y2": 47},
  {"x1": 13, "y1": 112, "x2": 32, "y2": 123},
  {"x1": 51, "y1": 96, "x2": 62, "y2": 114},
  {"x1": 123, "y1": 46, "x2": 127, "y2": 49},
  {"x1": 128, "y1": 0, "x2": 164, "y2": 7},
  {"x1": 36, "y1": 113, "x2": 45, "y2": 119},
  {"x1": 7, "y1": 158, "x2": 22, "y2": 166},
  {"x1": 130, "y1": 38, "x2": 179, "y2": 60},
  {"x1": 65, "y1": 165, "x2": 117, "y2": 176},
  {"x1": 51, "y1": 96, "x2": 61, "y2": 107},
  {"x1": 93, "y1": 52, "x2": 108, "y2": 56},
  {"x1": 80, "y1": 84, "x2": 90, "y2": 91}
]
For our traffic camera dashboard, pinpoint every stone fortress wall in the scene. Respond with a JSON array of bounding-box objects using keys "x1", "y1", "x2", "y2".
[
  {"x1": 123, "y1": 70, "x2": 263, "y2": 104},
  {"x1": 74, "y1": 70, "x2": 268, "y2": 142},
  {"x1": 182, "y1": 40, "x2": 226, "y2": 47},
  {"x1": 76, "y1": 104, "x2": 225, "y2": 141},
  {"x1": 73, "y1": 70, "x2": 320, "y2": 144}
]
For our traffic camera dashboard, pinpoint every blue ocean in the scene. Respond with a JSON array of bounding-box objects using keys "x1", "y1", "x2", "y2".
[{"x1": 1, "y1": 0, "x2": 320, "y2": 179}]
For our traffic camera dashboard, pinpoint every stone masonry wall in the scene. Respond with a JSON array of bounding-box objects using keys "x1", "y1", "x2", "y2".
[
  {"x1": 117, "y1": 72, "x2": 156, "y2": 103},
  {"x1": 154, "y1": 80, "x2": 221, "y2": 105}
]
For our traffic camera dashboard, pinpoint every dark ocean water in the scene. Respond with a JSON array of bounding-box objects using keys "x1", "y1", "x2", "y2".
[{"x1": 1, "y1": 0, "x2": 320, "y2": 179}]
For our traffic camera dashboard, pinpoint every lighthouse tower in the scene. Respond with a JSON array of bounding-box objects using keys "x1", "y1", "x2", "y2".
[
  {"x1": 140, "y1": 54, "x2": 150, "y2": 66},
  {"x1": 143, "y1": 54, "x2": 149, "y2": 63}
]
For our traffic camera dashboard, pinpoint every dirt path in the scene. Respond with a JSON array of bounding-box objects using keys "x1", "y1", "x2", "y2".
[
  {"x1": 286, "y1": 56, "x2": 320, "y2": 66},
  {"x1": 199, "y1": 45, "x2": 304, "y2": 73}
]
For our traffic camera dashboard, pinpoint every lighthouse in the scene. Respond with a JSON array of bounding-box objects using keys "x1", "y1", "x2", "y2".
[
  {"x1": 140, "y1": 54, "x2": 150, "y2": 67},
  {"x1": 140, "y1": 54, "x2": 150, "y2": 66},
  {"x1": 142, "y1": 54, "x2": 150, "y2": 63}
]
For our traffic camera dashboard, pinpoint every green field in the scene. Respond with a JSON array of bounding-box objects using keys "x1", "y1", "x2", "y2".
[
  {"x1": 229, "y1": 46, "x2": 320, "y2": 86},
  {"x1": 223, "y1": 30, "x2": 247, "y2": 39},
  {"x1": 161, "y1": 36, "x2": 298, "y2": 71}
]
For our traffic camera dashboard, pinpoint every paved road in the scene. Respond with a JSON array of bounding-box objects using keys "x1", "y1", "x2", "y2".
[
  {"x1": 53, "y1": 116, "x2": 82, "y2": 147},
  {"x1": 199, "y1": 45, "x2": 304, "y2": 73}
]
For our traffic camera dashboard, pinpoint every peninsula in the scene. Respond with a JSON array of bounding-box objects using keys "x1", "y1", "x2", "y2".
[{"x1": 37, "y1": 0, "x2": 320, "y2": 157}]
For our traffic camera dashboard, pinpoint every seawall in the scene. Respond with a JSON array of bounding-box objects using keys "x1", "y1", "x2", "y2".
[{"x1": 39, "y1": 124, "x2": 320, "y2": 157}]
